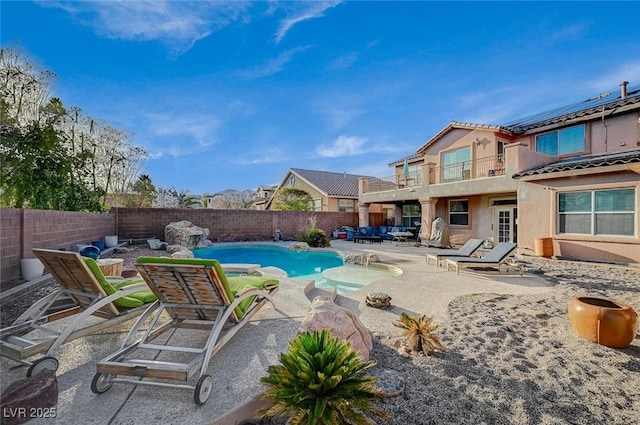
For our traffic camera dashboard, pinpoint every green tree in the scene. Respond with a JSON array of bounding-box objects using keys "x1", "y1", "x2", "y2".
[
  {"x1": 271, "y1": 187, "x2": 313, "y2": 211},
  {"x1": 0, "y1": 102, "x2": 102, "y2": 211},
  {"x1": 130, "y1": 174, "x2": 156, "y2": 207},
  {"x1": 174, "y1": 188, "x2": 201, "y2": 209},
  {"x1": 1, "y1": 44, "x2": 147, "y2": 211}
]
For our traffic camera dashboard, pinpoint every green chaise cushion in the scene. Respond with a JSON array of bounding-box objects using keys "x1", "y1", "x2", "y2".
[
  {"x1": 227, "y1": 275, "x2": 280, "y2": 317},
  {"x1": 84, "y1": 258, "x2": 155, "y2": 308},
  {"x1": 136, "y1": 257, "x2": 279, "y2": 317}
]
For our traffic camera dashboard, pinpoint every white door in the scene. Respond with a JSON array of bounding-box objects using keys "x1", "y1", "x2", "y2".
[{"x1": 495, "y1": 207, "x2": 517, "y2": 243}]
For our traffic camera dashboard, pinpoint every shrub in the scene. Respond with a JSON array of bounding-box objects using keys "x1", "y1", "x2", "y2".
[
  {"x1": 304, "y1": 228, "x2": 331, "y2": 248},
  {"x1": 393, "y1": 313, "x2": 445, "y2": 356},
  {"x1": 259, "y1": 329, "x2": 389, "y2": 425},
  {"x1": 299, "y1": 215, "x2": 331, "y2": 247}
]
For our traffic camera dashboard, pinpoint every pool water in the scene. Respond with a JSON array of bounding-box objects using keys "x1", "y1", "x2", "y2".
[{"x1": 193, "y1": 245, "x2": 397, "y2": 294}]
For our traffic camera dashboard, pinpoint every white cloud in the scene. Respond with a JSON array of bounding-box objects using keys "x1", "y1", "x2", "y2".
[
  {"x1": 274, "y1": 1, "x2": 342, "y2": 44},
  {"x1": 233, "y1": 147, "x2": 291, "y2": 165},
  {"x1": 235, "y1": 46, "x2": 311, "y2": 79},
  {"x1": 142, "y1": 112, "x2": 221, "y2": 157},
  {"x1": 327, "y1": 52, "x2": 359, "y2": 70},
  {"x1": 582, "y1": 61, "x2": 640, "y2": 93},
  {"x1": 548, "y1": 22, "x2": 589, "y2": 43},
  {"x1": 41, "y1": 1, "x2": 250, "y2": 55},
  {"x1": 458, "y1": 61, "x2": 640, "y2": 125},
  {"x1": 315, "y1": 135, "x2": 367, "y2": 157},
  {"x1": 324, "y1": 107, "x2": 365, "y2": 129}
]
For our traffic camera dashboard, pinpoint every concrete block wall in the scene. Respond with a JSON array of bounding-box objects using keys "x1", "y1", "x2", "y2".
[
  {"x1": 114, "y1": 208, "x2": 358, "y2": 242},
  {"x1": 1, "y1": 209, "x2": 22, "y2": 282},
  {"x1": 1, "y1": 209, "x2": 116, "y2": 282},
  {"x1": 1, "y1": 208, "x2": 357, "y2": 283}
]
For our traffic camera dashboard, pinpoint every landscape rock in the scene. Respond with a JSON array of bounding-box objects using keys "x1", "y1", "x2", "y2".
[
  {"x1": 164, "y1": 220, "x2": 210, "y2": 248},
  {"x1": 298, "y1": 296, "x2": 373, "y2": 361},
  {"x1": 0, "y1": 370, "x2": 57, "y2": 425},
  {"x1": 289, "y1": 242, "x2": 310, "y2": 251},
  {"x1": 344, "y1": 253, "x2": 379, "y2": 266},
  {"x1": 171, "y1": 250, "x2": 195, "y2": 259}
]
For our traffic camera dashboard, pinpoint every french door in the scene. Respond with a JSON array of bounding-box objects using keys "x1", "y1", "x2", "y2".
[{"x1": 495, "y1": 207, "x2": 517, "y2": 243}]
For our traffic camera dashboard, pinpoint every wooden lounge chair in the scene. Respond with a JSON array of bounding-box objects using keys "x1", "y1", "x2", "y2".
[
  {"x1": 0, "y1": 249, "x2": 155, "y2": 376},
  {"x1": 445, "y1": 242, "x2": 522, "y2": 275},
  {"x1": 91, "y1": 257, "x2": 279, "y2": 405},
  {"x1": 426, "y1": 238, "x2": 485, "y2": 266}
]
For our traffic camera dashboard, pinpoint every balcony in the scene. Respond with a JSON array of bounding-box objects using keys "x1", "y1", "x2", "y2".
[
  {"x1": 430, "y1": 154, "x2": 504, "y2": 184},
  {"x1": 361, "y1": 154, "x2": 505, "y2": 194}
]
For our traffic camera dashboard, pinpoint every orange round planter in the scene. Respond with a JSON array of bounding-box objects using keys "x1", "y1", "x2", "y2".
[{"x1": 568, "y1": 296, "x2": 638, "y2": 348}]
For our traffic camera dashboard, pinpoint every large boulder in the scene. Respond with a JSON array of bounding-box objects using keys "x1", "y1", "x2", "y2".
[
  {"x1": 164, "y1": 220, "x2": 210, "y2": 248},
  {"x1": 289, "y1": 242, "x2": 310, "y2": 252},
  {"x1": 0, "y1": 370, "x2": 57, "y2": 425},
  {"x1": 298, "y1": 296, "x2": 373, "y2": 361},
  {"x1": 165, "y1": 244, "x2": 195, "y2": 259}
]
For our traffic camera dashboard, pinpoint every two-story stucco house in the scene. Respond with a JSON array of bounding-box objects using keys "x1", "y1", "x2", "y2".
[{"x1": 359, "y1": 82, "x2": 640, "y2": 264}]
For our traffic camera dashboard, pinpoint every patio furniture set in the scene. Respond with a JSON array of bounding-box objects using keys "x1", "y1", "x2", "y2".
[
  {"x1": 2, "y1": 239, "x2": 523, "y2": 406},
  {"x1": 0, "y1": 249, "x2": 279, "y2": 405},
  {"x1": 352, "y1": 226, "x2": 419, "y2": 246}
]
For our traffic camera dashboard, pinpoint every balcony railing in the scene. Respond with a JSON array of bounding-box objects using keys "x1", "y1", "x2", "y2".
[
  {"x1": 361, "y1": 154, "x2": 505, "y2": 193},
  {"x1": 430, "y1": 154, "x2": 504, "y2": 184}
]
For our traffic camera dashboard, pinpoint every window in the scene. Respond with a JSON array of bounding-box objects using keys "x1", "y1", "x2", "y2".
[
  {"x1": 449, "y1": 200, "x2": 469, "y2": 226},
  {"x1": 536, "y1": 124, "x2": 585, "y2": 156},
  {"x1": 442, "y1": 147, "x2": 471, "y2": 181},
  {"x1": 338, "y1": 199, "x2": 355, "y2": 212},
  {"x1": 288, "y1": 176, "x2": 295, "y2": 186},
  {"x1": 402, "y1": 204, "x2": 420, "y2": 227},
  {"x1": 558, "y1": 188, "x2": 635, "y2": 236}
]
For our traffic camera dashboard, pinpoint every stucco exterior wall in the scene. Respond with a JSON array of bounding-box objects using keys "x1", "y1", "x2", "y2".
[
  {"x1": 590, "y1": 113, "x2": 640, "y2": 154},
  {"x1": 518, "y1": 171, "x2": 640, "y2": 264}
]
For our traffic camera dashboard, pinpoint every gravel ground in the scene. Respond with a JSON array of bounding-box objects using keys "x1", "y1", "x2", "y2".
[{"x1": 2, "y1": 247, "x2": 639, "y2": 424}]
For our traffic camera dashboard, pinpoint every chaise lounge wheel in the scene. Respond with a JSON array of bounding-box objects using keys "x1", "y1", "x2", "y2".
[
  {"x1": 91, "y1": 373, "x2": 113, "y2": 394},
  {"x1": 194, "y1": 374, "x2": 213, "y2": 405},
  {"x1": 27, "y1": 356, "x2": 59, "y2": 377}
]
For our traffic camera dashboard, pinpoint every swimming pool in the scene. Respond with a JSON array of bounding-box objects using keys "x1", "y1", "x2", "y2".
[{"x1": 193, "y1": 245, "x2": 399, "y2": 294}]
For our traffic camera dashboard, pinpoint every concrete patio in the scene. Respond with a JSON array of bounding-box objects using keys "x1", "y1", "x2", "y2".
[{"x1": 0, "y1": 240, "x2": 553, "y2": 425}]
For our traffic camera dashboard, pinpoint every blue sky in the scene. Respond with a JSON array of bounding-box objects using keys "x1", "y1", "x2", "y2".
[{"x1": 2, "y1": 1, "x2": 639, "y2": 196}]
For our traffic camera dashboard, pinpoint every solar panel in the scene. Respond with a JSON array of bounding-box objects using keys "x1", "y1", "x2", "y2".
[{"x1": 501, "y1": 84, "x2": 640, "y2": 132}]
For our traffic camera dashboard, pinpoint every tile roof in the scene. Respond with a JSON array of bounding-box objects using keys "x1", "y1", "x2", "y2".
[
  {"x1": 290, "y1": 168, "x2": 368, "y2": 197},
  {"x1": 388, "y1": 153, "x2": 423, "y2": 167},
  {"x1": 512, "y1": 150, "x2": 640, "y2": 179}
]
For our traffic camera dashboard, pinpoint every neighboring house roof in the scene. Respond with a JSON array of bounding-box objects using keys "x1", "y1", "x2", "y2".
[
  {"x1": 512, "y1": 150, "x2": 640, "y2": 179},
  {"x1": 290, "y1": 168, "x2": 368, "y2": 197},
  {"x1": 256, "y1": 185, "x2": 277, "y2": 191}
]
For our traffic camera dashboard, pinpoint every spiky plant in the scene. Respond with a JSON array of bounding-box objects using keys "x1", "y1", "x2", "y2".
[
  {"x1": 393, "y1": 313, "x2": 445, "y2": 356},
  {"x1": 259, "y1": 329, "x2": 389, "y2": 425}
]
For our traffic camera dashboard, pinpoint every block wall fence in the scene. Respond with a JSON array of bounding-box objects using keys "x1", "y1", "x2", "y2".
[{"x1": 1, "y1": 208, "x2": 358, "y2": 282}]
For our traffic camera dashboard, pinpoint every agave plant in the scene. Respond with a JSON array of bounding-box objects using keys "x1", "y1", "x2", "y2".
[
  {"x1": 393, "y1": 313, "x2": 445, "y2": 356},
  {"x1": 259, "y1": 329, "x2": 389, "y2": 425}
]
